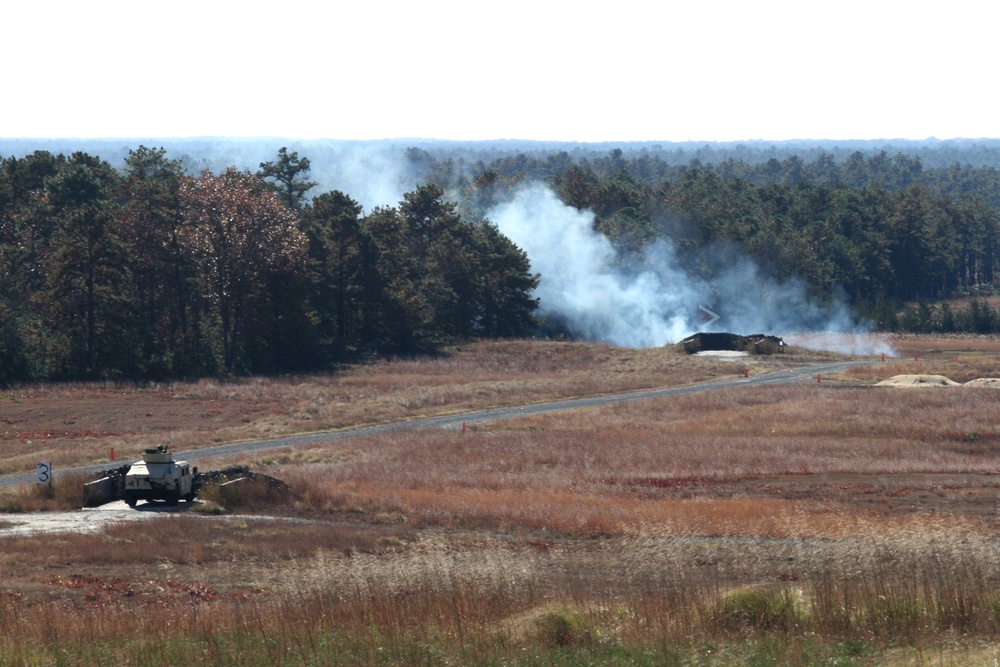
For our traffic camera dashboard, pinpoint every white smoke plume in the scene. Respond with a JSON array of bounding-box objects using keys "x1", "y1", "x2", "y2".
[
  {"x1": 489, "y1": 184, "x2": 888, "y2": 351},
  {"x1": 34, "y1": 138, "x2": 889, "y2": 353},
  {"x1": 489, "y1": 185, "x2": 701, "y2": 347}
]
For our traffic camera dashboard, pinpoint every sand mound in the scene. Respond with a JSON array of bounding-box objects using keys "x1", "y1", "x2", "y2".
[
  {"x1": 876, "y1": 374, "x2": 961, "y2": 388},
  {"x1": 964, "y1": 378, "x2": 1000, "y2": 388}
]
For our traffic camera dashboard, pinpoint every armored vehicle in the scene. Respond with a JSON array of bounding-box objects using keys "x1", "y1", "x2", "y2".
[{"x1": 123, "y1": 445, "x2": 197, "y2": 507}]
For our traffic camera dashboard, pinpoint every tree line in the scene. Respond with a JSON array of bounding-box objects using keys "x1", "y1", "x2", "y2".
[
  {"x1": 5, "y1": 142, "x2": 1000, "y2": 383},
  {"x1": 0, "y1": 147, "x2": 537, "y2": 383},
  {"x1": 891, "y1": 298, "x2": 999, "y2": 334},
  {"x1": 415, "y1": 149, "x2": 1000, "y2": 321}
]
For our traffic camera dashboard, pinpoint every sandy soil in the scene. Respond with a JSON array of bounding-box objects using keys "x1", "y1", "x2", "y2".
[
  {"x1": 877, "y1": 374, "x2": 1000, "y2": 388},
  {"x1": 876, "y1": 374, "x2": 961, "y2": 387},
  {"x1": 0, "y1": 500, "x2": 168, "y2": 537},
  {"x1": 965, "y1": 378, "x2": 1000, "y2": 388}
]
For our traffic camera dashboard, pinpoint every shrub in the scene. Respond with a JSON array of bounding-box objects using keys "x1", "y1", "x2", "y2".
[
  {"x1": 533, "y1": 607, "x2": 594, "y2": 647},
  {"x1": 715, "y1": 588, "x2": 799, "y2": 633},
  {"x1": 0, "y1": 472, "x2": 90, "y2": 512},
  {"x1": 198, "y1": 476, "x2": 288, "y2": 512}
]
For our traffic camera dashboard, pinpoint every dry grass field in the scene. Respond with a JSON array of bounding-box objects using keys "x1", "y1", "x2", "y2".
[
  {"x1": 2, "y1": 336, "x2": 1000, "y2": 665},
  {"x1": 0, "y1": 340, "x2": 782, "y2": 475}
]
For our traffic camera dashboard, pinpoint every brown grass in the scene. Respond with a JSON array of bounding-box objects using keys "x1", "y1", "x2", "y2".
[
  {"x1": 889, "y1": 331, "x2": 1000, "y2": 354},
  {"x1": 4, "y1": 518, "x2": 1000, "y2": 663},
  {"x1": 0, "y1": 514, "x2": 400, "y2": 568},
  {"x1": 217, "y1": 379, "x2": 998, "y2": 538},
  {"x1": 4, "y1": 335, "x2": 1000, "y2": 662},
  {"x1": 0, "y1": 471, "x2": 90, "y2": 512},
  {"x1": 0, "y1": 340, "x2": 795, "y2": 473},
  {"x1": 838, "y1": 345, "x2": 1000, "y2": 382}
]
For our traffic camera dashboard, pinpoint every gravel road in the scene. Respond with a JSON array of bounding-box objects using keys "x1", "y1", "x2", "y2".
[
  {"x1": 0, "y1": 359, "x2": 874, "y2": 490},
  {"x1": 0, "y1": 359, "x2": 876, "y2": 536}
]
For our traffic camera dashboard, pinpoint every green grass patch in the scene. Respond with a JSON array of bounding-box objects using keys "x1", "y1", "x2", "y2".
[{"x1": 4, "y1": 632, "x2": 882, "y2": 667}]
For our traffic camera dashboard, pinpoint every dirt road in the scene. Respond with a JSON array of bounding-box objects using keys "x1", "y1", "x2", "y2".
[
  {"x1": 0, "y1": 359, "x2": 874, "y2": 492},
  {"x1": 0, "y1": 360, "x2": 878, "y2": 536}
]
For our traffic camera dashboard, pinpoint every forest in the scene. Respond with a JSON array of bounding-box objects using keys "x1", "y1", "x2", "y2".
[
  {"x1": 3, "y1": 139, "x2": 1000, "y2": 382},
  {"x1": 412, "y1": 143, "x2": 1000, "y2": 331},
  {"x1": 0, "y1": 147, "x2": 537, "y2": 382}
]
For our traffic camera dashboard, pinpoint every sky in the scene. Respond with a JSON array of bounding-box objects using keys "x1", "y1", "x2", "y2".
[{"x1": 5, "y1": 0, "x2": 998, "y2": 143}]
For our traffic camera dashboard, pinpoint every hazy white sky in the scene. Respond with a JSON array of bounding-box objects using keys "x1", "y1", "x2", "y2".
[{"x1": 5, "y1": 1, "x2": 997, "y2": 142}]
